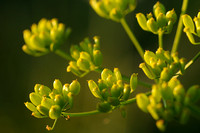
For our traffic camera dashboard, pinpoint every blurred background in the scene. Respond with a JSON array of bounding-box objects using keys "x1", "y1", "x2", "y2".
[{"x1": 0, "y1": 0, "x2": 200, "y2": 133}]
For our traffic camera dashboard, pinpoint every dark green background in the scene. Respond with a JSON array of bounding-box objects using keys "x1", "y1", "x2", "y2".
[{"x1": 0, "y1": 0, "x2": 199, "y2": 133}]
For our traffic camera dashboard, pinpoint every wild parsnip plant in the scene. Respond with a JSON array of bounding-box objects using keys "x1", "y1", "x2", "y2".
[{"x1": 23, "y1": 0, "x2": 200, "y2": 131}]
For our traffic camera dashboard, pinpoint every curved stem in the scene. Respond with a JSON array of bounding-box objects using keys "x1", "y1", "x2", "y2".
[
  {"x1": 171, "y1": 0, "x2": 189, "y2": 54},
  {"x1": 120, "y1": 91, "x2": 151, "y2": 105},
  {"x1": 62, "y1": 110, "x2": 100, "y2": 117},
  {"x1": 54, "y1": 49, "x2": 74, "y2": 61},
  {"x1": 158, "y1": 30, "x2": 164, "y2": 48},
  {"x1": 120, "y1": 18, "x2": 144, "y2": 59}
]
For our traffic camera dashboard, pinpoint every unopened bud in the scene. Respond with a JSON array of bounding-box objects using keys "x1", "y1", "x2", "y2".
[
  {"x1": 136, "y1": 13, "x2": 148, "y2": 31},
  {"x1": 39, "y1": 85, "x2": 51, "y2": 96},
  {"x1": 69, "y1": 80, "x2": 80, "y2": 95},
  {"x1": 29, "y1": 92, "x2": 42, "y2": 106},
  {"x1": 122, "y1": 84, "x2": 131, "y2": 100},
  {"x1": 113, "y1": 68, "x2": 122, "y2": 81},
  {"x1": 182, "y1": 14, "x2": 195, "y2": 33},
  {"x1": 136, "y1": 93, "x2": 150, "y2": 113},
  {"x1": 37, "y1": 105, "x2": 49, "y2": 116},
  {"x1": 93, "y1": 50, "x2": 103, "y2": 66},
  {"x1": 88, "y1": 80, "x2": 101, "y2": 98},
  {"x1": 156, "y1": 120, "x2": 166, "y2": 131},
  {"x1": 130, "y1": 73, "x2": 138, "y2": 92},
  {"x1": 77, "y1": 58, "x2": 90, "y2": 71},
  {"x1": 49, "y1": 105, "x2": 61, "y2": 119},
  {"x1": 147, "y1": 18, "x2": 158, "y2": 33},
  {"x1": 25, "y1": 102, "x2": 37, "y2": 112},
  {"x1": 53, "y1": 79, "x2": 63, "y2": 94},
  {"x1": 139, "y1": 63, "x2": 156, "y2": 79}
]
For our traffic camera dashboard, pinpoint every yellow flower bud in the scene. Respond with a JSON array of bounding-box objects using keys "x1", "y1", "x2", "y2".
[
  {"x1": 41, "y1": 97, "x2": 54, "y2": 109},
  {"x1": 136, "y1": 13, "x2": 148, "y2": 31},
  {"x1": 77, "y1": 58, "x2": 90, "y2": 71},
  {"x1": 37, "y1": 105, "x2": 49, "y2": 116},
  {"x1": 153, "y1": 2, "x2": 166, "y2": 19},
  {"x1": 130, "y1": 73, "x2": 138, "y2": 92},
  {"x1": 88, "y1": 80, "x2": 101, "y2": 98},
  {"x1": 147, "y1": 104, "x2": 159, "y2": 120},
  {"x1": 182, "y1": 14, "x2": 195, "y2": 33},
  {"x1": 110, "y1": 84, "x2": 122, "y2": 97},
  {"x1": 39, "y1": 85, "x2": 51, "y2": 96},
  {"x1": 49, "y1": 105, "x2": 61, "y2": 119},
  {"x1": 53, "y1": 79, "x2": 62, "y2": 94},
  {"x1": 157, "y1": 13, "x2": 167, "y2": 28},
  {"x1": 144, "y1": 50, "x2": 158, "y2": 66},
  {"x1": 29, "y1": 92, "x2": 42, "y2": 106},
  {"x1": 139, "y1": 63, "x2": 156, "y2": 79},
  {"x1": 25, "y1": 102, "x2": 37, "y2": 112},
  {"x1": 93, "y1": 50, "x2": 103, "y2": 66},
  {"x1": 173, "y1": 84, "x2": 185, "y2": 101},
  {"x1": 69, "y1": 80, "x2": 80, "y2": 95},
  {"x1": 147, "y1": 18, "x2": 158, "y2": 33},
  {"x1": 113, "y1": 68, "x2": 122, "y2": 81},
  {"x1": 136, "y1": 93, "x2": 150, "y2": 113},
  {"x1": 101, "y1": 68, "x2": 113, "y2": 81},
  {"x1": 122, "y1": 84, "x2": 131, "y2": 100},
  {"x1": 156, "y1": 120, "x2": 166, "y2": 131},
  {"x1": 166, "y1": 9, "x2": 177, "y2": 24}
]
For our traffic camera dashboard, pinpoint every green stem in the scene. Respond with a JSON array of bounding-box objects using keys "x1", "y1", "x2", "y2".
[
  {"x1": 184, "y1": 51, "x2": 200, "y2": 70},
  {"x1": 94, "y1": 67, "x2": 152, "y2": 89},
  {"x1": 54, "y1": 49, "x2": 74, "y2": 61},
  {"x1": 62, "y1": 110, "x2": 100, "y2": 117},
  {"x1": 175, "y1": 51, "x2": 200, "y2": 76},
  {"x1": 120, "y1": 18, "x2": 144, "y2": 59},
  {"x1": 46, "y1": 119, "x2": 58, "y2": 131},
  {"x1": 158, "y1": 30, "x2": 164, "y2": 48},
  {"x1": 171, "y1": 0, "x2": 189, "y2": 54},
  {"x1": 120, "y1": 91, "x2": 151, "y2": 105}
]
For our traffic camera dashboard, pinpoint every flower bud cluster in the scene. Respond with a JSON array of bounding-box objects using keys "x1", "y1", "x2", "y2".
[
  {"x1": 22, "y1": 18, "x2": 71, "y2": 56},
  {"x1": 139, "y1": 48, "x2": 186, "y2": 81},
  {"x1": 88, "y1": 68, "x2": 137, "y2": 113},
  {"x1": 67, "y1": 36, "x2": 103, "y2": 77},
  {"x1": 136, "y1": 2, "x2": 177, "y2": 34},
  {"x1": 90, "y1": 0, "x2": 137, "y2": 22},
  {"x1": 182, "y1": 12, "x2": 200, "y2": 45},
  {"x1": 136, "y1": 77, "x2": 200, "y2": 131},
  {"x1": 25, "y1": 79, "x2": 80, "y2": 120}
]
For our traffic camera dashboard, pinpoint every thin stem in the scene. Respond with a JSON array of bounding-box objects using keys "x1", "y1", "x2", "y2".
[
  {"x1": 171, "y1": 0, "x2": 189, "y2": 54},
  {"x1": 46, "y1": 119, "x2": 58, "y2": 131},
  {"x1": 62, "y1": 110, "x2": 100, "y2": 117},
  {"x1": 94, "y1": 67, "x2": 152, "y2": 89},
  {"x1": 120, "y1": 91, "x2": 151, "y2": 105},
  {"x1": 184, "y1": 51, "x2": 200, "y2": 70},
  {"x1": 120, "y1": 18, "x2": 144, "y2": 59},
  {"x1": 158, "y1": 30, "x2": 164, "y2": 48},
  {"x1": 54, "y1": 49, "x2": 74, "y2": 61},
  {"x1": 175, "y1": 51, "x2": 200, "y2": 77}
]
